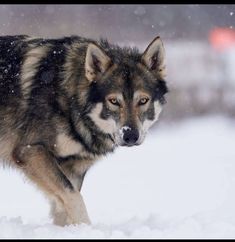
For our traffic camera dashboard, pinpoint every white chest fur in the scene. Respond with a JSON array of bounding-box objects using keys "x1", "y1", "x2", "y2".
[{"x1": 55, "y1": 133, "x2": 83, "y2": 157}]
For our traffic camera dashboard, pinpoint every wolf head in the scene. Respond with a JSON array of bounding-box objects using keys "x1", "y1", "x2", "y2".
[{"x1": 83, "y1": 36, "x2": 168, "y2": 147}]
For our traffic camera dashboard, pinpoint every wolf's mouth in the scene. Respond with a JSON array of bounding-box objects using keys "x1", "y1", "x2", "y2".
[{"x1": 120, "y1": 143, "x2": 141, "y2": 147}]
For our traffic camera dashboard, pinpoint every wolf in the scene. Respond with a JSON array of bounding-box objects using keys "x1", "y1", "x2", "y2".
[{"x1": 0, "y1": 35, "x2": 168, "y2": 226}]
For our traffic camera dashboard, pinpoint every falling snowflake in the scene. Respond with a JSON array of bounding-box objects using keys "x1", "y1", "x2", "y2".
[{"x1": 134, "y1": 6, "x2": 146, "y2": 16}]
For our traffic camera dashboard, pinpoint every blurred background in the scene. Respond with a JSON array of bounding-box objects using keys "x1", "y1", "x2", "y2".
[
  {"x1": 0, "y1": 4, "x2": 234, "y2": 124},
  {"x1": 1, "y1": 5, "x2": 235, "y2": 237}
]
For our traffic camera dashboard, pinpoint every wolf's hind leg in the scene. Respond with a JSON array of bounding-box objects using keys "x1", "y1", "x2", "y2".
[{"x1": 12, "y1": 144, "x2": 91, "y2": 226}]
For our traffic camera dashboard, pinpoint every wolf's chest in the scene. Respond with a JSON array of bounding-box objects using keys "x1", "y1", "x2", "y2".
[{"x1": 55, "y1": 133, "x2": 84, "y2": 158}]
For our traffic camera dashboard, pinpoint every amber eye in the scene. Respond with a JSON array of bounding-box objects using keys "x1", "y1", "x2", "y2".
[
  {"x1": 138, "y1": 97, "x2": 149, "y2": 105},
  {"x1": 109, "y1": 98, "x2": 120, "y2": 106}
]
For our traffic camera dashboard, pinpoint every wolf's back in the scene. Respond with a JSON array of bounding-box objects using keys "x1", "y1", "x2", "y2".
[{"x1": 0, "y1": 35, "x2": 29, "y2": 106}]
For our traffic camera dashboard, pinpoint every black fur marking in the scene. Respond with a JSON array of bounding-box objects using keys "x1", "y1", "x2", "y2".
[
  {"x1": 77, "y1": 171, "x2": 87, "y2": 192},
  {"x1": 145, "y1": 102, "x2": 156, "y2": 121},
  {"x1": 83, "y1": 114, "x2": 115, "y2": 149},
  {"x1": 67, "y1": 98, "x2": 102, "y2": 155},
  {"x1": 58, "y1": 170, "x2": 75, "y2": 191},
  {"x1": 91, "y1": 54, "x2": 102, "y2": 73},
  {"x1": 121, "y1": 64, "x2": 133, "y2": 101},
  {"x1": 57, "y1": 154, "x2": 91, "y2": 165},
  {"x1": 154, "y1": 80, "x2": 168, "y2": 104},
  {"x1": 25, "y1": 44, "x2": 67, "y2": 120},
  {"x1": 99, "y1": 39, "x2": 141, "y2": 64},
  {"x1": 51, "y1": 99, "x2": 68, "y2": 118},
  {"x1": 26, "y1": 36, "x2": 87, "y2": 47},
  {"x1": 88, "y1": 82, "x2": 104, "y2": 104},
  {"x1": 0, "y1": 36, "x2": 28, "y2": 105},
  {"x1": 68, "y1": 116, "x2": 96, "y2": 155}
]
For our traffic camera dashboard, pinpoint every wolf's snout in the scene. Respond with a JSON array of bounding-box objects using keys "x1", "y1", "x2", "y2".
[{"x1": 123, "y1": 129, "x2": 139, "y2": 146}]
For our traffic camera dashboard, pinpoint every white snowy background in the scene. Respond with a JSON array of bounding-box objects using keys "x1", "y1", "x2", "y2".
[
  {"x1": 0, "y1": 4, "x2": 235, "y2": 239},
  {"x1": 0, "y1": 116, "x2": 235, "y2": 238}
]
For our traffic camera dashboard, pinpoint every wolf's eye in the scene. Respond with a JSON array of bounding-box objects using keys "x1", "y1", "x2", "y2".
[
  {"x1": 109, "y1": 98, "x2": 120, "y2": 106},
  {"x1": 138, "y1": 97, "x2": 149, "y2": 105}
]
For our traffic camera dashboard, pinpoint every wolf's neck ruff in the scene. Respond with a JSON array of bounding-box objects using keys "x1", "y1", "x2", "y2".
[{"x1": 68, "y1": 104, "x2": 116, "y2": 157}]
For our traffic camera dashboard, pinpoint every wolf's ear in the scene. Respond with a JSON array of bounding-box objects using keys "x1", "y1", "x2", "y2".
[
  {"x1": 141, "y1": 36, "x2": 166, "y2": 77},
  {"x1": 85, "y1": 43, "x2": 111, "y2": 82}
]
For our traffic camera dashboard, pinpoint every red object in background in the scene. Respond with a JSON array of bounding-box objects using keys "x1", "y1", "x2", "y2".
[{"x1": 209, "y1": 27, "x2": 235, "y2": 51}]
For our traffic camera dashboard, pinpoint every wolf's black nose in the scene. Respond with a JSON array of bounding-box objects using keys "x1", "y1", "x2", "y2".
[{"x1": 123, "y1": 129, "x2": 139, "y2": 146}]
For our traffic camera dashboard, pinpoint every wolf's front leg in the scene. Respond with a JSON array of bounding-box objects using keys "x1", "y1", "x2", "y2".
[
  {"x1": 50, "y1": 189, "x2": 90, "y2": 226},
  {"x1": 12, "y1": 143, "x2": 91, "y2": 226}
]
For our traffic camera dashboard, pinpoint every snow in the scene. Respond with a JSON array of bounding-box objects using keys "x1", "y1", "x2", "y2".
[
  {"x1": 119, "y1": 126, "x2": 131, "y2": 139},
  {"x1": 0, "y1": 116, "x2": 235, "y2": 238}
]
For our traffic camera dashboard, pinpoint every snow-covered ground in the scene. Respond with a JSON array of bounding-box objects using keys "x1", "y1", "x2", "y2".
[{"x1": 0, "y1": 115, "x2": 235, "y2": 238}]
